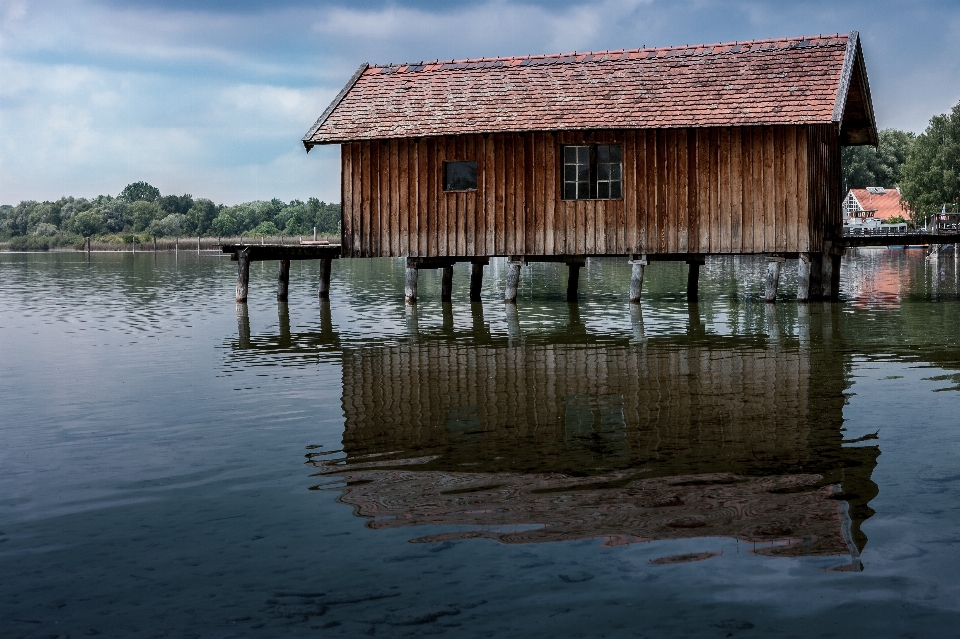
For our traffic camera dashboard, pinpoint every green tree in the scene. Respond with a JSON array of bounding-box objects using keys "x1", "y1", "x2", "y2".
[
  {"x1": 900, "y1": 102, "x2": 960, "y2": 221},
  {"x1": 841, "y1": 128, "x2": 916, "y2": 190},
  {"x1": 70, "y1": 209, "x2": 107, "y2": 237},
  {"x1": 119, "y1": 181, "x2": 161, "y2": 202},
  {"x1": 130, "y1": 201, "x2": 162, "y2": 232},
  {"x1": 186, "y1": 199, "x2": 218, "y2": 235},
  {"x1": 210, "y1": 212, "x2": 239, "y2": 236},
  {"x1": 159, "y1": 194, "x2": 194, "y2": 216},
  {"x1": 251, "y1": 221, "x2": 280, "y2": 237}
]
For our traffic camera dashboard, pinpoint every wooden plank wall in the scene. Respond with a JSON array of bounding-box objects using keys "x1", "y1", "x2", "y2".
[{"x1": 340, "y1": 125, "x2": 839, "y2": 258}]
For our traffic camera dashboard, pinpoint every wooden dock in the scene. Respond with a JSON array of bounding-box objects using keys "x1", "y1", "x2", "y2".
[
  {"x1": 839, "y1": 231, "x2": 960, "y2": 248},
  {"x1": 222, "y1": 243, "x2": 340, "y2": 303}
]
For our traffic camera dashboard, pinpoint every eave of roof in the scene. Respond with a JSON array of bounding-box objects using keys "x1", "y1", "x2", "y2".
[{"x1": 303, "y1": 32, "x2": 875, "y2": 149}]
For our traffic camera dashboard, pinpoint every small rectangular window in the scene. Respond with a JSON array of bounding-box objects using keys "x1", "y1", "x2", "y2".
[
  {"x1": 443, "y1": 161, "x2": 478, "y2": 191},
  {"x1": 561, "y1": 144, "x2": 622, "y2": 200}
]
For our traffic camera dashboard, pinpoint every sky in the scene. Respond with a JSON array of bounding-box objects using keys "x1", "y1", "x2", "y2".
[{"x1": 1, "y1": 0, "x2": 958, "y2": 206}]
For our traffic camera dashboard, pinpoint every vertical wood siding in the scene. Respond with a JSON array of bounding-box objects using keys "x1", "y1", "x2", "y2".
[{"x1": 340, "y1": 126, "x2": 840, "y2": 258}]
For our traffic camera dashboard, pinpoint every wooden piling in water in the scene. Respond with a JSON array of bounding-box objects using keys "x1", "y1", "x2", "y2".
[
  {"x1": 629, "y1": 256, "x2": 646, "y2": 304},
  {"x1": 504, "y1": 261, "x2": 522, "y2": 303},
  {"x1": 470, "y1": 263, "x2": 483, "y2": 302},
  {"x1": 565, "y1": 261, "x2": 582, "y2": 303},
  {"x1": 686, "y1": 257, "x2": 704, "y2": 303},
  {"x1": 236, "y1": 247, "x2": 251, "y2": 303},
  {"x1": 404, "y1": 264, "x2": 419, "y2": 305},
  {"x1": 277, "y1": 259, "x2": 290, "y2": 301},
  {"x1": 319, "y1": 258, "x2": 332, "y2": 299},
  {"x1": 441, "y1": 265, "x2": 454, "y2": 302},
  {"x1": 798, "y1": 253, "x2": 812, "y2": 302},
  {"x1": 765, "y1": 257, "x2": 785, "y2": 303}
]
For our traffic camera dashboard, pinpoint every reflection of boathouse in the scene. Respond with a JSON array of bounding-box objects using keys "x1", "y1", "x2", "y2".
[{"x1": 314, "y1": 321, "x2": 878, "y2": 563}]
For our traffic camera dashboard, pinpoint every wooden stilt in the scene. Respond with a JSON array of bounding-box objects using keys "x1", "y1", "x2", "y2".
[
  {"x1": 471, "y1": 300, "x2": 485, "y2": 334},
  {"x1": 470, "y1": 263, "x2": 484, "y2": 302},
  {"x1": 404, "y1": 265, "x2": 419, "y2": 305},
  {"x1": 765, "y1": 257, "x2": 785, "y2": 303},
  {"x1": 830, "y1": 253, "x2": 841, "y2": 301},
  {"x1": 505, "y1": 302, "x2": 521, "y2": 339},
  {"x1": 277, "y1": 259, "x2": 290, "y2": 301},
  {"x1": 629, "y1": 303, "x2": 645, "y2": 342},
  {"x1": 236, "y1": 303, "x2": 250, "y2": 348},
  {"x1": 86, "y1": 237, "x2": 91, "y2": 255},
  {"x1": 441, "y1": 264, "x2": 454, "y2": 302},
  {"x1": 278, "y1": 301, "x2": 291, "y2": 347},
  {"x1": 441, "y1": 300, "x2": 454, "y2": 331},
  {"x1": 319, "y1": 299, "x2": 334, "y2": 337},
  {"x1": 686, "y1": 259, "x2": 703, "y2": 303},
  {"x1": 236, "y1": 247, "x2": 251, "y2": 303},
  {"x1": 405, "y1": 304, "x2": 419, "y2": 334},
  {"x1": 797, "y1": 253, "x2": 812, "y2": 302},
  {"x1": 318, "y1": 258, "x2": 331, "y2": 299},
  {"x1": 809, "y1": 252, "x2": 823, "y2": 300},
  {"x1": 504, "y1": 261, "x2": 522, "y2": 303},
  {"x1": 628, "y1": 255, "x2": 647, "y2": 303},
  {"x1": 566, "y1": 261, "x2": 582, "y2": 303}
]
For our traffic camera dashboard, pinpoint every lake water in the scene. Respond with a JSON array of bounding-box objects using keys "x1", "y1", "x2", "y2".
[{"x1": 2, "y1": 248, "x2": 959, "y2": 638}]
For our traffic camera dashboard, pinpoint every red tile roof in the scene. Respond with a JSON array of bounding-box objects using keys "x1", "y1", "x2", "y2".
[
  {"x1": 305, "y1": 33, "x2": 863, "y2": 146},
  {"x1": 849, "y1": 188, "x2": 908, "y2": 221}
]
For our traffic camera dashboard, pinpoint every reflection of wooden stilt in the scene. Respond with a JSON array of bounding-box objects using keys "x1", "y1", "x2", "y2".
[
  {"x1": 319, "y1": 299, "x2": 333, "y2": 337},
  {"x1": 319, "y1": 258, "x2": 331, "y2": 299},
  {"x1": 470, "y1": 263, "x2": 483, "y2": 302},
  {"x1": 404, "y1": 304, "x2": 419, "y2": 335},
  {"x1": 765, "y1": 256, "x2": 785, "y2": 303},
  {"x1": 404, "y1": 262, "x2": 419, "y2": 305},
  {"x1": 236, "y1": 247, "x2": 251, "y2": 303},
  {"x1": 504, "y1": 260, "x2": 522, "y2": 303},
  {"x1": 505, "y1": 302, "x2": 521, "y2": 339},
  {"x1": 441, "y1": 265, "x2": 454, "y2": 303},
  {"x1": 566, "y1": 260, "x2": 582, "y2": 303},
  {"x1": 629, "y1": 255, "x2": 646, "y2": 304},
  {"x1": 277, "y1": 259, "x2": 290, "y2": 301}
]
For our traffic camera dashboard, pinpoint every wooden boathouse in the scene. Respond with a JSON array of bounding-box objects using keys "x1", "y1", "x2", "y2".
[{"x1": 232, "y1": 31, "x2": 879, "y2": 304}]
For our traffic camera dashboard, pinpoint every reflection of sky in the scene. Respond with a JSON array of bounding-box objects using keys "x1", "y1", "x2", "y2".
[
  {"x1": 2, "y1": 251, "x2": 960, "y2": 636},
  {"x1": 2, "y1": 0, "x2": 960, "y2": 204}
]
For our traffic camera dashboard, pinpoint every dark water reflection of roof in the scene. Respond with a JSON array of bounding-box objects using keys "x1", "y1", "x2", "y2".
[{"x1": 227, "y1": 299, "x2": 883, "y2": 567}]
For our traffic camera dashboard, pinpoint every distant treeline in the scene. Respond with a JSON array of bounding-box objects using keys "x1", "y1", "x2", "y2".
[
  {"x1": 842, "y1": 102, "x2": 959, "y2": 222},
  {"x1": 0, "y1": 181, "x2": 340, "y2": 250}
]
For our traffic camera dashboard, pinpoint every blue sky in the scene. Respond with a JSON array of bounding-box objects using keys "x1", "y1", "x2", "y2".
[{"x1": 1, "y1": 0, "x2": 958, "y2": 205}]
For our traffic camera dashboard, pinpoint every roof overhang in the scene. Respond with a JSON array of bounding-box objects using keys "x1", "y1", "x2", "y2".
[{"x1": 832, "y1": 31, "x2": 878, "y2": 146}]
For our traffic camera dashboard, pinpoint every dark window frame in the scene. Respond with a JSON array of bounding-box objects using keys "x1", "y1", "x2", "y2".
[
  {"x1": 442, "y1": 160, "x2": 478, "y2": 192},
  {"x1": 561, "y1": 144, "x2": 623, "y2": 201}
]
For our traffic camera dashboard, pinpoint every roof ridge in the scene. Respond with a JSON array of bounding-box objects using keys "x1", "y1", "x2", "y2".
[{"x1": 366, "y1": 33, "x2": 848, "y2": 71}]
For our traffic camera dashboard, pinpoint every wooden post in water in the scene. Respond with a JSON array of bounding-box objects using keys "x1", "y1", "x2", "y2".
[
  {"x1": 236, "y1": 303, "x2": 251, "y2": 349},
  {"x1": 86, "y1": 237, "x2": 91, "y2": 255},
  {"x1": 765, "y1": 256, "x2": 785, "y2": 303},
  {"x1": 821, "y1": 248, "x2": 842, "y2": 301},
  {"x1": 132, "y1": 237, "x2": 135, "y2": 255},
  {"x1": 176, "y1": 236, "x2": 179, "y2": 255},
  {"x1": 318, "y1": 258, "x2": 332, "y2": 299},
  {"x1": 404, "y1": 260, "x2": 419, "y2": 305},
  {"x1": 504, "y1": 260, "x2": 522, "y2": 303},
  {"x1": 197, "y1": 236, "x2": 201, "y2": 255},
  {"x1": 277, "y1": 259, "x2": 290, "y2": 301},
  {"x1": 797, "y1": 253, "x2": 812, "y2": 302},
  {"x1": 235, "y1": 247, "x2": 251, "y2": 303},
  {"x1": 566, "y1": 260, "x2": 582, "y2": 303},
  {"x1": 441, "y1": 264, "x2": 454, "y2": 302},
  {"x1": 628, "y1": 255, "x2": 646, "y2": 303},
  {"x1": 470, "y1": 263, "x2": 484, "y2": 302},
  {"x1": 686, "y1": 257, "x2": 704, "y2": 303},
  {"x1": 153, "y1": 237, "x2": 157, "y2": 252},
  {"x1": 809, "y1": 252, "x2": 823, "y2": 300}
]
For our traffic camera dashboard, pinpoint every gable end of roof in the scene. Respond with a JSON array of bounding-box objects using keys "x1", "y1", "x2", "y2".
[
  {"x1": 833, "y1": 32, "x2": 878, "y2": 147},
  {"x1": 303, "y1": 63, "x2": 369, "y2": 153}
]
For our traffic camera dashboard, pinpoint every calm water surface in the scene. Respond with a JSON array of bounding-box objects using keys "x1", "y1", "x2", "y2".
[{"x1": 2, "y1": 248, "x2": 959, "y2": 638}]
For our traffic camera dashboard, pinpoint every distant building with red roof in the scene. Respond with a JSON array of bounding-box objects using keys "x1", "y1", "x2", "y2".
[{"x1": 843, "y1": 187, "x2": 909, "y2": 225}]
